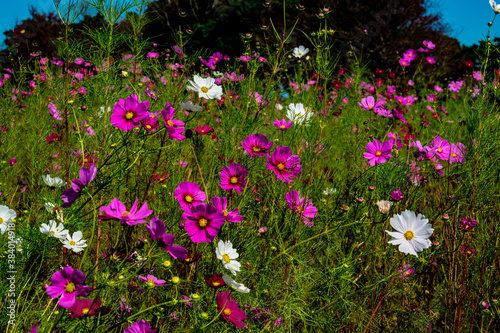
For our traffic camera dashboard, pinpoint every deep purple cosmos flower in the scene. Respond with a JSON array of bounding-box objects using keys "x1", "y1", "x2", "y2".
[
  {"x1": 390, "y1": 189, "x2": 404, "y2": 201},
  {"x1": 99, "y1": 198, "x2": 152, "y2": 225},
  {"x1": 124, "y1": 319, "x2": 156, "y2": 333},
  {"x1": 182, "y1": 204, "x2": 225, "y2": 243},
  {"x1": 146, "y1": 216, "x2": 187, "y2": 259},
  {"x1": 460, "y1": 217, "x2": 478, "y2": 231},
  {"x1": 216, "y1": 291, "x2": 247, "y2": 328},
  {"x1": 241, "y1": 134, "x2": 273, "y2": 158},
  {"x1": 45, "y1": 266, "x2": 93, "y2": 308},
  {"x1": 69, "y1": 298, "x2": 103, "y2": 318},
  {"x1": 211, "y1": 196, "x2": 242, "y2": 223},
  {"x1": 220, "y1": 163, "x2": 247, "y2": 193},
  {"x1": 174, "y1": 181, "x2": 206, "y2": 211},
  {"x1": 161, "y1": 102, "x2": 185, "y2": 140},
  {"x1": 273, "y1": 119, "x2": 292, "y2": 131},
  {"x1": 285, "y1": 190, "x2": 317, "y2": 223},
  {"x1": 363, "y1": 140, "x2": 393, "y2": 165},
  {"x1": 62, "y1": 164, "x2": 97, "y2": 208},
  {"x1": 111, "y1": 94, "x2": 149, "y2": 132},
  {"x1": 266, "y1": 146, "x2": 302, "y2": 183}
]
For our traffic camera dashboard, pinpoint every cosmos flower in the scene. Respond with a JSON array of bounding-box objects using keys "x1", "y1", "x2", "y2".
[
  {"x1": 266, "y1": 146, "x2": 302, "y2": 183},
  {"x1": 220, "y1": 163, "x2": 248, "y2": 193},
  {"x1": 222, "y1": 275, "x2": 250, "y2": 293},
  {"x1": 62, "y1": 231, "x2": 88, "y2": 253},
  {"x1": 45, "y1": 266, "x2": 93, "y2": 308},
  {"x1": 193, "y1": 125, "x2": 214, "y2": 135},
  {"x1": 174, "y1": 181, "x2": 206, "y2": 211},
  {"x1": 216, "y1": 291, "x2": 247, "y2": 328},
  {"x1": 449, "y1": 143, "x2": 467, "y2": 164},
  {"x1": 40, "y1": 220, "x2": 68, "y2": 240},
  {"x1": 161, "y1": 102, "x2": 185, "y2": 140},
  {"x1": 426, "y1": 136, "x2": 451, "y2": 161},
  {"x1": 187, "y1": 75, "x2": 223, "y2": 100},
  {"x1": 99, "y1": 198, "x2": 152, "y2": 226},
  {"x1": 285, "y1": 190, "x2": 317, "y2": 221},
  {"x1": 385, "y1": 210, "x2": 434, "y2": 257},
  {"x1": 124, "y1": 319, "x2": 156, "y2": 333},
  {"x1": 69, "y1": 298, "x2": 103, "y2": 318},
  {"x1": 357, "y1": 96, "x2": 385, "y2": 111},
  {"x1": 182, "y1": 204, "x2": 225, "y2": 243},
  {"x1": 286, "y1": 103, "x2": 313, "y2": 125},
  {"x1": 0, "y1": 205, "x2": 16, "y2": 235},
  {"x1": 216, "y1": 240, "x2": 241, "y2": 276},
  {"x1": 376, "y1": 200, "x2": 393, "y2": 214},
  {"x1": 491, "y1": 0, "x2": 500, "y2": 13},
  {"x1": 211, "y1": 196, "x2": 242, "y2": 223},
  {"x1": 273, "y1": 119, "x2": 292, "y2": 131},
  {"x1": 42, "y1": 175, "x2": 66, "y2": 188},
  {"x1": 179, "y1": 101, "x2": 203, "y2": 112},
  {"x1": 61, "y1": 165, "x2": 97, "y2": 208},
  {"x1": 146, "y1": 216, "x2": 187, "y2": 259},
  {"x1": 110, "y1": 94, "x2": 149, "y2": 132},
  {"x1": 205, "y1": 273, "x2": 227, "y2": 288},
  {"x1": 241, "y1": 134, "x2": 273, "y2": 158},
  {"x1": 293, "y1": 45, "x2": 309, "y2": 58},
  {"x1": 363, "y1": 140, "x2": 393, "y2": 165},
  {"x1": 390, "y1": 190, "x2": 403, "y2": 201},
  {"x1": 460, "y1": 217, "x2": 478, "y2": 231},
  {"x1": 137, "y1": 275, "x2": 168, "y2": 288}
]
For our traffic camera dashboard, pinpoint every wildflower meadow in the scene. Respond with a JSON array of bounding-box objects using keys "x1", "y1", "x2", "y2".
[{"x1": 1, "y1": 0, "x2": 500, "y2": 332}]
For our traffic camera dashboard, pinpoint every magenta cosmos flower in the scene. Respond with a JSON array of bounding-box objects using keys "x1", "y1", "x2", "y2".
[
  {"x1": 137, "y1": 274, "x2": 168, "y2": 287},
  {"x1": 146, "y1": 216, "x2": 187, "y2": 259},
  {"x1": 357, "y1": 96, "x2": 385, "y2": 111},
  {"x1": 124, "y1": 319, "x2": 156, "y2": 333},
  {"x1": 216, "y1": 291, "x2": 247, "y2": 328},
  {"x1": 111, "y1": 94, "x2": 149, "y2": 132},
  {"x1": 69, "y1": 298, "x2": 102, "y2": 318},
  {"x1": 182, "y1": 204, "x2": 225, "y2": 243},
  {"x1": 241, "y1": 134, "x2": 273, "y2": 158},
  {"x1": 363, "y1": 140, "x2": 393, "y2": 165},
  {"x1": 62, "y1": 164, "x2": 97, "y2": 208},
  {"x1": 161, "y1": 102, "x2": 185, "y2": 140},
  {"x1": 273, "y1": 119, "x2": 292, "y2": 131},
  {"x1": 45, "y1": 266, "x2": 93, "y2": 308},
  {"x1": 211, "y1": 196, "x2": 242, "y2": 223},
  {"x1": 426, "y1": 136, "x2": 451, "y2": 161},
  {"x1": 99, "y1": 198, "x2": 152, "y2": 225},
  {"x1": 266, "y1": 146, "x2": 302, "y2": 183},
  {"x1": 285, "y1": 190, "x2": 317, "y2": 220},
  {"x1": 174, "y1": 181, "x2": 206, "y2": 211},
  {"x1": 220, "y1": 163, "x2": 248, "y2": 193}
]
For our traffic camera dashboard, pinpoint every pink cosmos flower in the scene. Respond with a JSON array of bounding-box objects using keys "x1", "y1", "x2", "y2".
[
  {"x1": 182, "y1": 204, "x2": 225, "y2": 243},
  {"x1": 62, "y1": 164, "x2": 97, "y2": 208},
  {"x1": 211, "y1": 196, "x2": 242, "y2": 223},
  {"x1": 390, "y1": 189, "x2": 403, "y2": 201},
  {"x1": 69, "y1": 298, "x2": 102, "y2": 318},
  {"x1": 161, "y1": 102, "x2": 185, "y2": 140},
  {"x1": 124, "y1": 319, "x2": 156, "y2": 333},
  {"x1": 266, "y1": 146, "x2": 302, "y2": 183},
  {"x1": 403, "y1": 49, "x2": 417, "y2": 61},
  {"x1": 357, "y1": 96, "x2": 385, "y2": 111},
  {"x1": 45, "y1": 266, "x2": 93, "y2": 308},
  {"x1": 193, "y1": 125, "x2": 214, "y2": 135},
  {"x1": 216, "y1": 291, "x2": 247, "y2": 328},
  {"x1": 141, "y1": 115, "x2": 159, "y2": 132},
  {"x1": 220, "y1": 163, "x2": 247, "y2": 193},
  {"x1": 285, "y1": 190, "x2": 317, "y2": 223},
  {"x1": 241, "y1": 134, "x2": 273, "y2": 158},
  {"x1": 273, "y1": 119, "x2": 292, "y2": 131},
  {"x1": 426, "y1": 56, "x2": 436, "y2": 64},
  {"x1": 48, "y1": 103, "x2": 63, "y2": 121},
  {"x1": 137, "y1": 274, "x2": 167, "y2": 287},
  {"x1": 111, "y1": 94, "x2": 149, "y2": 132},
  {"x1": 363, "y1": 140, "x2": 393, "y2": 165},
  {"x1": 399, "y1": 57, "x2": 411, "y2": 67},
  {"x1": 99, "y1": 198, "x2": 152, "y2": 226},
  {"x1": 146, "y1": 216, "x2": 187, "y2": 259},
  {"x1": 473, "y1": 71, "x2": 483, "y2": 81},
  {"x1": 449, "y1": 143, "x2": 466, "y2": 164},
  {"x1": 423, "y1": 40, "x2": 435, "y2": 49},
  {"x1": 426, "y1": 136, "x2": 451, "y2": 161},
  {"x1": 174, "y1": 181, "x2": 206, "y2": 211}
]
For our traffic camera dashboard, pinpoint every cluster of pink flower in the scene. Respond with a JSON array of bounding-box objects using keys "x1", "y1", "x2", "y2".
[{"x1": 399, "y1": 40, "x2": 436, "y2": 67}]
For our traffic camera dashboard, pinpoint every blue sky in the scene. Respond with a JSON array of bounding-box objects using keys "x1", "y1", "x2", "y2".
[{"x1": 0, "y1": 0, "x2": 499, "y2": 48}]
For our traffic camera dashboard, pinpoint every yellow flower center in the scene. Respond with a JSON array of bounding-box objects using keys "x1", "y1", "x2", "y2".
[
  {"x1": 49, "y1": 231, "x2": 55, "y2": 236},
  {"x1": 146, "y1": 125, "x2": 152, "y2": 129},
  {"x1": 65, "y1": 282, "x2": 76, "y2": 293},
  {"x1": 296, "y1": 206, "x2": 303, "y2": 214},
  {"x1": 375, "y1": 151, "x2": 382, "y2": 156},
  {"x1": 125, "y1": 111, "x2": 134, "y2": 120},
  {"x1": 0, "y1": 217, "x2": 4, "y2": 224},
  {"x1": 297, "y1": 113, "x2": 302, "y2": 117},
  {"x1": 280, "y1": 125, "x2": 285, "y2": 129},
  {"x1": 223, "y1": 308, "x2": 232, "y2": 316},
  {"x1": 213, "y1": 281, "x2": 220, "y2": 286},
  {"x1": 122, "y1": 211, "x2": 131, "y2": 217},
  {"x1": 252, "y1": 146, "x2": 261, "y2": 152},
  {"x1": 298, "y1": 52, "x2": 302, "y2": 56},
  {"x1": 222, "y1": 253, "x2": 231, "y2": 263},
  {"x1": 20, "y1": 29, "x2": 25, "y2": 34},
  {"x1": 437, "y1": 148, "x2": 442, "y2": 153},
  {"x1": 369, "y1": 105, "x2": 373, "y2": 109},
  {"x1": 82, "y1": 308, "x2": 89, "y2": 315},
  {"x1": 230, "y1": 176, "x2": 238, "y2": 184},
  {"x1": 222, "y1": 210, "x2": 228, "y2": 217},
  {"x1": 200, "y1": 86, "x2": 209, "y2": 93},
  {"x1": 70, "y1": 241, "x2": 76, "y2": 246},
  {"x1": 185, "y1": 195, "x2": 193, "y2": 203},
  {"x1": 452, "y1": 153, "x2": 457, "y2": 157},
  {"x1": 201, "y1": 130, "x2": 205, "y2": 133},
  {"x1": 404, "y1": 230, "x2": 414, "y2": 240},
  {"x1": 167, "y1": 120, "x2": 174, "y2": 127},
  {"x1": 147, "y1": 279, "x2": 155, "y2": 288},
  {"x1": 277, "y1": 163, "x2": 285, "y2": 170},
  {"x1": 198, "y1": 218, "x2": 208, "y2": 227}
]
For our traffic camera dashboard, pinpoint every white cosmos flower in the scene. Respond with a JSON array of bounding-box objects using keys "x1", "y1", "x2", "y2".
[
  {"x1": 385, "y1": 210, "x2": 434, "y2": 257},
  {"x1": 42, "y1": 174, "x2": 66, "y2": 188},
  {"x1": 376, "y1": 200, "x2": 393, "y2": 214},
  {"x1": 275, "y1": 103, "x2": 283, "y2": 110},
  {"x1": 0, "y1": 205, "x2": 16, "y2": 235},
  {"x1": 222, "y1": 274, "x2": 250, "y2": 293},
  {"x1": 62, "y1": 231, "x2": 88, "y2": 253},
  {"x1": 287, "y1": 103, "x2": 313, "y2": 125},
  {"x1": 323, "y1": 188, "x2": 337, "y2": 196},
  {"x1": 216, "y1": 240, "x2": 241, "y2": 276},
  {"x1": 490, "y1": 0, "x2": 500, "y2": 13},
  {"x1": 40, "y1": 220, "x2": 68, "y2": 240},
  {"x1": 179, "y1": 101, "x2": 203, "y2": 112},
  {"x1": 187, "y1": 75, "x2": 223, "y2": 100},
  {"x1": 293, "y1": 45, "x2": 309, "y2": 58}
]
